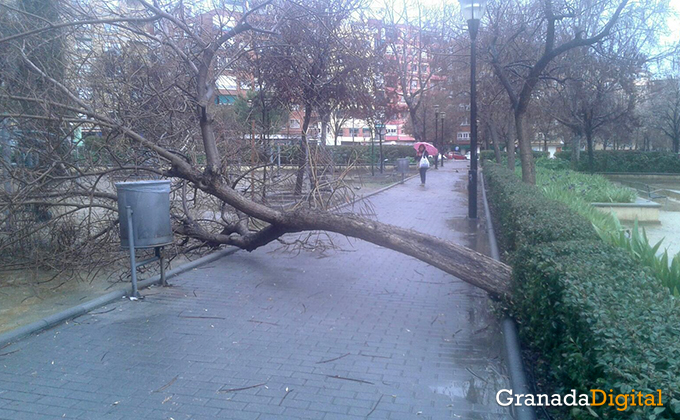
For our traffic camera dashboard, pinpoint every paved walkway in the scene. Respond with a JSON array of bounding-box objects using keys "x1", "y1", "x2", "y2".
[{"x1": 0, "y1": 161, "x2": 511, "y2": 420}]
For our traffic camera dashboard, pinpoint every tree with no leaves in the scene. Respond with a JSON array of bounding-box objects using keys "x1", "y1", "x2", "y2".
[
  {"x1": 0, "y1": 1, "x2": 511, "y2": 297},
  {"x1": 485, "y1": 0, "x2": 641, "y2": 184}
]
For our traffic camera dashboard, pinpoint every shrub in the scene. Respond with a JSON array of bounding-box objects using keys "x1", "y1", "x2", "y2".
[
  {"x1": 479, "y1": 150, "x2": 548, "y2": 164},
  {"x1": 483, "y1": 163, "x2": 598, "y2": 253},
  {"x1": 535, "y1": 166, "x2": 636, "y2": 203},
  {"x1": 277, "y1": 144, "x2": 416, "y2": 166},
  {"x1": 556, "y1": 151, "x2": 680, "y2": 173},
  {"x1": 484, "y1": 162, "x2": 680, "y2": 419},
  {"x1": 511, "y1": 241, "x2": 680, "y2": 419}
]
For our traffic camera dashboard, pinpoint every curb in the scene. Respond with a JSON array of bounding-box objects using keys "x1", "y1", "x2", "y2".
[
  {"x1": 0, "y1": 247, "x2": 239, "y2": 349},
  {"x1": 480, "y1": 172, "x2": 537, "y2": 420}
]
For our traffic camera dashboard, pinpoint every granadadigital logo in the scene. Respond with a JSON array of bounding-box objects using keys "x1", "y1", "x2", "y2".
[{"x1": 496, "y1": 389, "x2": 664, "y2": 412}]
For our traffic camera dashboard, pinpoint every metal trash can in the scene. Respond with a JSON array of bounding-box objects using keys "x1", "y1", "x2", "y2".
[
  {"x1": 396, "y1": 158, "x2": 410, "y2": 174},
  {"x1": 115, "y1": 180, "x2": 172, "y2": 298},
  {"x1": 396, "y1": 158, "x2": 410, "y2": 183},
  {"x1": 116, "y1": 180, "x2": 172, "y2": 248}
]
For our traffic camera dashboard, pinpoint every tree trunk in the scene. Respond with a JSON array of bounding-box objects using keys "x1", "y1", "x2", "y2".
[
  {"x1": 408, "y1": 105, "x2": 422, "y2": 142},
  {"x1": 515, "y1": 113, "x2": 535, "y2": 184},
  {"x1": 294, "y1": 103, "x2": 313, "y2": 195},
  {"x1": 487, "y1": 123, "x2": 503, "y2": 164},
  {"x1": 571, "y1": 134, "x2": 582, "y2": 169},
  {"x1": 505, "y1": 134, "x2": 515, "y2": 170},
  {"x1": 586, "y1": 130, "x2": 594, "y2": 173}
]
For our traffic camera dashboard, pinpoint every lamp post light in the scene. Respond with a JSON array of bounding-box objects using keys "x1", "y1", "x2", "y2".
[
  {"x1": 440, "y1": 112, "x2": 445, "y2": 167},
  {"x1": 459, "y1": 0, "x2": 486, "y2": 219},
  {"x1": 379, "y1": 125, "x2": 386, "y2": 173},
  {"x1": 434, "y1": 105, "x2": 440, "y2": 169}
]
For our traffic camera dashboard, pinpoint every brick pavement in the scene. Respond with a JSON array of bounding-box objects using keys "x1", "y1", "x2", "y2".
[{"x1": 0, "y1": 161, "x2": 511, "y2": 420}]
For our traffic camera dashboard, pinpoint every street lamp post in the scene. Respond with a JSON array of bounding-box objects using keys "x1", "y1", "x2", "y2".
[
  {"x1": 459, "y1": 0, "x2": 486, "y2": 219},
  {"x1": 371, "y1": 127, "x2": 375, "y2": 177},
  {"x1": 440, "y1": 112, "x2": 445, "y2": 167},
  {"x1": 434, "y1": 105, "x2": 440, "y2": 169},
  {"x1": 379, "y1": 125, "x2": 385, "y2": 173}
]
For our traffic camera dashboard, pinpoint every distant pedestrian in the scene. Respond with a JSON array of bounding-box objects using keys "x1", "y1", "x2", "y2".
[{"x1": 417, "y1": 144, "x2": 430, "y2": 186}]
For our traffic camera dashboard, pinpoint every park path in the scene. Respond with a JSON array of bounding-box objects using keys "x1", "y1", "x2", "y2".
[{"x1": 0, "y1": 160, "x2": 511, "y2": 420}]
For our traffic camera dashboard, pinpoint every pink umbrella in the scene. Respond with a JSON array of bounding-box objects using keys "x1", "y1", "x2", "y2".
[{"x1": 413, "y1": 142, "x2": 438, "y2": 156}]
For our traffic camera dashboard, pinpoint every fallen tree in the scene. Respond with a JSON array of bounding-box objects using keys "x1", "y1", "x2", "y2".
[{"x1": 0, "y1": 0, "x2": 511, "y2": 298}]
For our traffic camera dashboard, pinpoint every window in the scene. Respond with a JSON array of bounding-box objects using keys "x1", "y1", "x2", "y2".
[
  {"x1": 457, "y1": 132, "x2": 470, "y2": 140},
  {"x1": 350, "y1": 128, "x2": 360, "y2": 137},
  {"x1": 387, "y1": 128, "x2": 397, "y2": 134},
  {"x1": 461, "y1": 117, "x2": 470, "y2": 126},
  {"x1": 410, "y1": 80, "x2": 418, "y2": 89},
  {"x1": 362, "y1": 128, "x2": 371, "y2": 136},
  {"x1": 215, "y1": 95, "x2": 235, "y2": 105},
  {"x1": 216, "y1": 75, "x2": 237, "y2": 90},
  {"x1": 290, "y1": 119, "x2": 300, "y2": 129}
]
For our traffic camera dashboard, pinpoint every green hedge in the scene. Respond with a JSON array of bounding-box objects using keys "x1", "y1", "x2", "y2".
[
  {"x1": 512, "y1": 241, "x2": 680, "y2": 419},
  {"x1": 483, "y1": 163, "x2": 597, "y2": 253},
  {"x1": 484, "y1": 162, "x2": 680, "y2": 419},
  {"x1": 277, "y1": 144, "x2": 416, "y2": 166},
  {"x1": 479, "y1": 150, "x2": 548, "y2": 163},
  {"x1": 555, "y1": 150, "x2": 680, "y2": 173}
]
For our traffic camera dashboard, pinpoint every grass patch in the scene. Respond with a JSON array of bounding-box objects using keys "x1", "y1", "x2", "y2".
[
  {"x1": 534, "y1": 160, "x2": 636, "y2": 204},
  {"x1": 528, "y1": 162, "x2": 680, "y2": 296}
]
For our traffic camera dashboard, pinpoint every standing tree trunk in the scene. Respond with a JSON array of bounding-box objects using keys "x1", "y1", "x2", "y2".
[
  {"x1": 294, "y1": 102, "x2": 313, "y2": 195},
  {"x1": 585, "y1": 129, "x2": 595, "y2": 173},
  {"x1": 571, "y1": 134, "x2": 582, "y2": 169},
  {"x1": 515, "y1": 113, "x2": 535, "y2": 184},
  {"x1": 487, "y1": 122, "x2": 503, "y2": 164}
]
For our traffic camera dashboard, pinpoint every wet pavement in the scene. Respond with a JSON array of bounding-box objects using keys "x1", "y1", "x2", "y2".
[{"x1": 0, "y1": 161, "x2": 511, "y2": 420}]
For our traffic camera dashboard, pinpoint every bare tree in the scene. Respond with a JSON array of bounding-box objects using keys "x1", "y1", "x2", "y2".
[
  {"x1": 548, "y1": 46, "x2": 640, "y2": 172},
  {"x1": 650, "y1": 76, "x2": 680, "y2": 153},
  {"x1": 485, "y1": 0, "x2": 639, "y2": 184},
  {"x1": 255, "y1": 0, "x2": 375, "y2": 195},
  {"x1": 377, "y1": 1, "x2": 448, "y2": 144},
  {"x1": 0, "y1": 1, "x2": 511, "y2": 297}
]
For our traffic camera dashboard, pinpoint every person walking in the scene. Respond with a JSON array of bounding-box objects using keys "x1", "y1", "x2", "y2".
[{"x1": 417, "y1": 144, "x2": 430, "y2": 186}]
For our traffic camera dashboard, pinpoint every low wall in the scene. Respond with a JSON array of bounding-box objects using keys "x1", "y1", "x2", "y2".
[{"x1": 591, "y1": 199, "x2": 661, "y2": 222}]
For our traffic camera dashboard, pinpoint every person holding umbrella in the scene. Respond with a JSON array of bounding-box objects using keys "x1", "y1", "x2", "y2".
[{"x1": 414, "y1": 142, "x2": 437, "y2": 186}]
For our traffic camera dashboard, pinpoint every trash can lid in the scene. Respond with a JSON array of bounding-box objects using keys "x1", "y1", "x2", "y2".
[{"x1": 115, "y1": 180, "x2": 171, "y2": 192}]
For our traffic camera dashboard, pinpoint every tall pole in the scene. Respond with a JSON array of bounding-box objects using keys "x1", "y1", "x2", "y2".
[
  {"x1": 434, "y1": 108, "x2": 439, "y2": 169},
  {"x1": 468, "y1": 19, "x2": 479, "y2": 219},
  {"x1": 440, "y1": 113, "x2": 445, "y2": 167},
  {"x1": 371, "y1": 129, "x2": 375, "y2": 176},
  {"x1": 379, "y1": 127, "x2": 384, "y2": 174}
]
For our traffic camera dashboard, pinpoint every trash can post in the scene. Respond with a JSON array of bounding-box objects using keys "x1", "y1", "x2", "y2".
[{"x1": 126, "y1": 206, "x2": 141, "y2": 299}]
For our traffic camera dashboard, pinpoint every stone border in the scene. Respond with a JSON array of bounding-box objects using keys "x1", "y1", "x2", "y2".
[
  {"x1": 480, "y1": 171, "x2": 537, "y2": 420},
  {"x1": 0, "y1": 247, "x2": 239, "y2": 348}
]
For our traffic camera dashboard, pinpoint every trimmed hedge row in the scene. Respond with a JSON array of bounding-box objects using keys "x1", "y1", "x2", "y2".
[
  {"x1": 278, "y1": 144, "x2": 417, "y2": 166},
  {"x1": 483, "y1": 163, "x2": 680, "y2": 419},
  {"x1": 479, "y1": 150, "x2": 548, "y2": 163},
  {"x1": 555, "y1": 150, "x2": 680, "y2": 173},
  {"x1": 512, "y1": 241, "x2": 680, "y2": 419},
  {"x1": 483, "y1": 163, "x2": 597, "y2": 253}
]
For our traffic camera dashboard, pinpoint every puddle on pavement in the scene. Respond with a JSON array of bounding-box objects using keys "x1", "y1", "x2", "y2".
[
  {"x1": 447, "y1": 217, "x2": 492, "y2": 257},
  {"x1": 430, "y1": 367, "x2": 509, "y2": 416}
]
